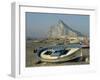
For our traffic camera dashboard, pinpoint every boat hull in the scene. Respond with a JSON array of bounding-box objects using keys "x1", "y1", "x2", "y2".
[{"x1": 40, "y1": 48, "x2": 82, "y2": 63}]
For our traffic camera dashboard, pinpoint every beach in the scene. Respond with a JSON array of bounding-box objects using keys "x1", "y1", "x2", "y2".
[{"x1": 26, "y1": 40, "x2": 89, "y2": 67}]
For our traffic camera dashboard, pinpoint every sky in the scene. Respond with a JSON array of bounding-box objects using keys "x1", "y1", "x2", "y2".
[{"x1": 26, "y1": 12, "x2": 89, "y2": 39}]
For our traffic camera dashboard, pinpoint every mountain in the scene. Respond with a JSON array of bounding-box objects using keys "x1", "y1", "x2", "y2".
[{"x1": 48, "y1": 20, "x2": 84, "y2": 38}]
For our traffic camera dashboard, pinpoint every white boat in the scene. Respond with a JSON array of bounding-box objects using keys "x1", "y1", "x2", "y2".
[{"x1": 39, "y1": 47, "x2": 82, "y2": 62}]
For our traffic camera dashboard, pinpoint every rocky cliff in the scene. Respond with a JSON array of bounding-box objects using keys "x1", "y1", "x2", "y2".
[{"x1": 48, "y1": 20, "x2": 84, "y2": 39}]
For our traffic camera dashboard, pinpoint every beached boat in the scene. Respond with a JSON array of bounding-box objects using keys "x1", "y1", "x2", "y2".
[{"x1": 35, "y1": 44, "x2": 83, "y2": 63}]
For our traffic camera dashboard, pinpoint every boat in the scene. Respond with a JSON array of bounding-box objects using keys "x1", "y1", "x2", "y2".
[{"x1": 35, "y1": 44, "x2": 83, "y2": 63}]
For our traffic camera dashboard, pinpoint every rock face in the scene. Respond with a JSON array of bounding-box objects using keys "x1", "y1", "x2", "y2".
[{"x1": 48, "y1": 20, "x2": 83, "y2": 39}]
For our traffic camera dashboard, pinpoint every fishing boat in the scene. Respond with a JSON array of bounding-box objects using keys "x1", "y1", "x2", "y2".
[{"x1": 35, "y1": 44, "x2": 83, "y2": 63}]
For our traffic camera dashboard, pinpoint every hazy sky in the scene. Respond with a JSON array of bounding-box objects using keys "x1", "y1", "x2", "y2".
[{"x1": 26, "y1": 12, "x2": 89, "y2": 39}]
